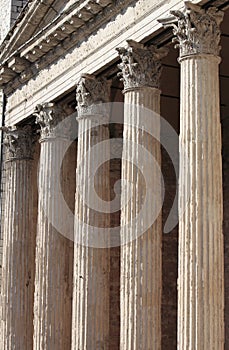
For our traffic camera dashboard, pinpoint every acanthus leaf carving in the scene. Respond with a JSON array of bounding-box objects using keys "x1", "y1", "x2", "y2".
[
  {"x1": 33, "y1": 102, "x2": 71, "y2": 141},
  {"x1": 0, "y1": 125, "x2": 34, "y2": 161},
  {"x1": 158, "y1": 2, "x2": 224, "y2": 58},
  {"x1": 116, "y1": 40, "x2": 168, "y2": 90},
  {"x1": 76, "y1": 74, "x2": 111, "y2": 119}
]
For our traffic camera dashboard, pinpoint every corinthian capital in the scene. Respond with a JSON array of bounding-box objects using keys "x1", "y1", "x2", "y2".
[
  {"x1": 158, "y1": 2, "x2": 224, "y2": 58},
  {"x1": 1, "y1": 125, "x2": 34, "y2": 161},
  {"x1": 116, "y1": 40, "x2": 168, "y2": 90},
  {"x1": 33, "y1": 102, "x2": 70, "y2": 141},
  {"x1": 76, "y1": 74, "x2": 110, "y2": 117}
]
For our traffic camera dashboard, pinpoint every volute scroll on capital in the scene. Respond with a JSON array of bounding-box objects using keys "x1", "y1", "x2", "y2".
[
  {"x1": 116, "y1": 40, "x2": 168, "y2": 90},
  {"x1": 158, "y1": 2, "x2": 224, "y2": 58},
  {"x1": 76, "y1": 74, "x2": 111, "y2": 121},
  {"x1": 0, "y1": 125, "x2": 35, "y2": 161},
  {"x1": 33, "y1": 102, "x2": 72, "y2": 141}
]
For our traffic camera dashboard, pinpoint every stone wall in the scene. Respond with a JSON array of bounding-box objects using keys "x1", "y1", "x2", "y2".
[
  {"x1": 0, "y1": 0, "x2": 27, "y2": 43},
  {"x1": 0, "y1": 0, "x2": 12, "y2": 43},
  {"x1": 161, "y1": 147, "x2": 178, "y2": 350},
  {"x1": 11, "y1": 0, "x2": 28, "y2": 23}
]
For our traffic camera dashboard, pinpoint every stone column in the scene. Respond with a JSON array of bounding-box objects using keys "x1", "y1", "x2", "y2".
[
  {"x1": 159, "y1": 3, "x2": 224, "y2": 349},
  {"x1": 33, "y1": 103, "x2": 74, "y2": 350},
  {"x1": 116, "y1": 40, "x2": 167, "y2": 349},
  {"x1": 0, "y1": 125, "x2": 37, "y2": 349},
  {"x1": 71, "y1": 74, "x2": 110, "y2": 349}
]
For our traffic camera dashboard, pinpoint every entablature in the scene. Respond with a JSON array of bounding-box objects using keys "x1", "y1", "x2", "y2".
[
  {"x1": 1, "y1": 0, "x2": 228, "y2": 126},
  {"x1": 0, "y1": 0, "x2": 128, "y2": 90}
]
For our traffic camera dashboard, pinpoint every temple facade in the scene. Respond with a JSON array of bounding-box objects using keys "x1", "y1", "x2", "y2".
[{"x1": 0, "y1": 0, "x2": 228, "y2": 349}]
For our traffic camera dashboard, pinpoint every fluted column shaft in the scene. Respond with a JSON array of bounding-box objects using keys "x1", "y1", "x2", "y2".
[
  {"x1": 178, "y1": 54, "x2": 224, "y2": 349},
  {"x1": 121, "y1": 88, "x2": 161, "y2": 350},
  {"x1": 33, "y1": 103, "x2": 74, "y2": 350},
  {"x1": 71, "y1": 74, "x2": 110, "y2": 349},
  {"x1": 159, "y1": 4, "x2": 224, "y2": 349},
  {"x1": 117, "y1": 40, "x2": 167, "y2": 350},
  {"x1": 0, "y1": 126, "x2": 37, "y2": 349}
]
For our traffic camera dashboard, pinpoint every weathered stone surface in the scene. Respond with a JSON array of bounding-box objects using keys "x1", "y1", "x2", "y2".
[
  {"x1": 0, "y1": 89, "x2": 4, "y2": 288},
  {"x1": 0, "y1": 0, "x2": 27, "y2": 44},
  {"x1": 76, "y1": 73, "x2": 110, "y2": 116},
  {"x1": 33, "y1": 103, "x2": 75, "y2": 350},
  {"x1": 117, "y1": 42, "x2": 163, "y2": 349},
  {"x1": 116, "y1": 40, "x2": 167, "y2": 90},
  {"x1": 0, "y1": 125, "x2": 37, "y2": 350},
  {"x1": 222, "y1": 112, "x2": 229, "y2": 349},
  {"x1": 3, "y1": 0, "x2": 189, "y2": 124},
  {"x1": 178, "y1": 54, "x2": 224, "y2": 350},
  {"x1": 158, "y1": 2, "x2": 224, "y2": 58},
  {"x1": 160, "y1": 5, "x2": 225, "y2": 348},
  {"x1": 1, "y1": 125, "x2": 33, "y2": 160},
  {"x1": 160, "y1": 51, "x2": 180, "y2": 349},
  {"x1": 0, "y1": 1, "x2": 228, "y2": 349},
  {"x1": 71, "y1": 74, "x2": 110, "y2": 349}
]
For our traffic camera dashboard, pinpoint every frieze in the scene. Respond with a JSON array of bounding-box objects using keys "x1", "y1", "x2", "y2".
[{"x1": 0, "y1": 0, "x2": 135, "y2": 91}]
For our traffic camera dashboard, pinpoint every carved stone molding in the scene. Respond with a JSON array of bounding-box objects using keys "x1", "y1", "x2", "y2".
[
  {"x1": 76, "y1": 74, "x2": 110, "y2": 118},
  {"x1": 0, "y1": 0, "x2": 135, "y2": 92},
  {"x1": 33, "y1": 102, "x2": 70, "y2": 141},
  {"x1": 158, "y1": 2, "x2": 224, "y2": 58},
  {"x1": 116, "y1": 40, "x2": 168, "y2": 90},
  {"x1": 1, "y1": 125, "x2": 34, "y2": 161}
]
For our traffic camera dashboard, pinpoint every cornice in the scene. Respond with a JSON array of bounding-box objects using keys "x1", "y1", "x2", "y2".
[
  {"x1": 3, "y1": 0, "x2": 207, "y2": 125},
  {"x1": 0, "y1": 0, "x2": 132, "y2": 93},
  {"x1": 0, "y1": 0, "x2": 225, "y2": 95},
  {"x1": 0, "y1": 0, "x2": 55, "y2": 62}
]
